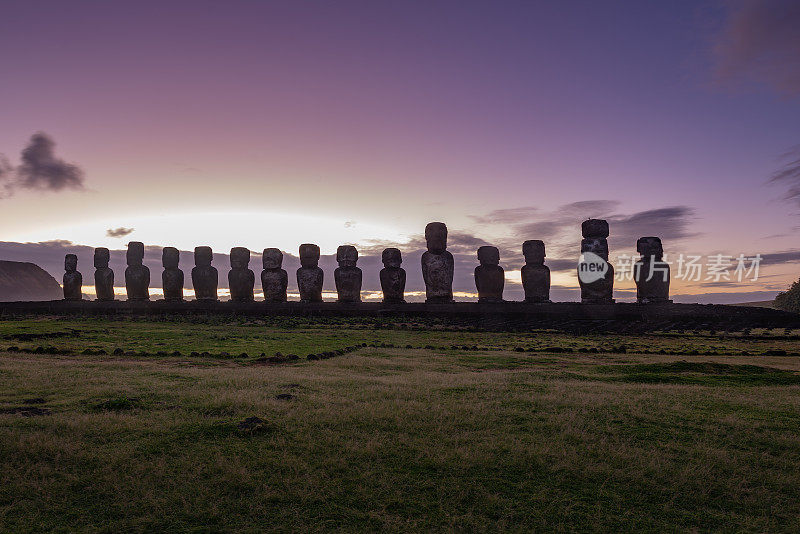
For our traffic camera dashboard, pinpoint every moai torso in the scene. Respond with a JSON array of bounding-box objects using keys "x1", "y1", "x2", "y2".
[
  {"x1": 634, "y1": 237, "x2": 671, "y2": 303},
  {"x1": 521, "y1": 240, "x2": 550, "y2": 303},
  {"x1": 578, "y1": 220, "x2": 614, "y2": 303},
  {"x1": 228, "y1": 247, "x2": 255, "y2": 302},
  {"x1": 297, "y1": 244, "x2": 324, "y2": 303},
  {"x1": 94, "y1": 247, "x2": 115, "y2": 301},
  {"x1": 334, "y1": 245, "x2": 362, "y2": 303},
  {"x1": 380, "y1": 248, "x2": 406, "y2": 303},
  {"x1": 63, "y1": 254, "x2": 82, "y2": 301},
  {"x1": 161, "y1": 247, "x2": 184, "y2": 302},
  {"x1": 474, "y1": 246, "x2": 504, "y2": 302},
  {"x1": 192, "y1": 246, "x2": 218, "y2": 301},
  {"x1": 125, "y1": 241, "x2": 150, "y2": 301},
  {"x1": 261, "y1": 248, "x2": 288, "y2": 302},
  {"x1": 421, "y1": 222, "x2": 454, "y2": 303}
]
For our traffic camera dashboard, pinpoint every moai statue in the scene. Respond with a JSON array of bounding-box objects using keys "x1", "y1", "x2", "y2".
[
  {"x1": 228, "y1": 247, "x2": 255, "y2": 302},
  {"x1": 94, "y1": 247, "x2": 115, "y2": 301},
  {"x1": 634, "y1": 237, "x2": 671, "y2": 304},
  {"x1": 125, "y1": 241, "x2": 150, "y2": 301},
  {"x1": 521, "y1": 240, "x2": 550, "y2": 302},
  {"x1": 380, "y1": 248, "x2": 406, "y2": 303},
  {"x1": 63, "y1": 254, "x2": 82, "y2": 301},
  {"x1": 334, "y1": 245, "x2": 362, "y2": 303},
  {"x1": 192, "y1": 246, "x2": 218, "y2": 301},
  {"x1": 421, "y1": 222, "x2": 454, "y2": 303},
  {"x1": 578, "y1": 219, "x2": 614, "y2": 303},
  {"x1": 161, "y1": 247, "x2": 184, "y2": 302},
  {"x1": 297, "y1": 243, "x2": 324, "y2": 303},
  {"x1": 261, "y1": 248, "x2": 288, "y2": 303},
  {"x1": 474, "y1": 246, "x2": 504, "y2": 302}
]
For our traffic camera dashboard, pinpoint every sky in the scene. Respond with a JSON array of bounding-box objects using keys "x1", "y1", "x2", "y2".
[{"x1": 1, "y1": 0, "x2": 800, "y2": 302}]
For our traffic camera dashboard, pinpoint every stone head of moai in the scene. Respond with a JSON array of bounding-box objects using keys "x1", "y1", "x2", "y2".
[
  {"x1": 162, "y1": 247, "x2": 180, "y2": 269},
  {"x1": 230, "y1": 247, "x2": 250, "y2": 270},
  {"x1": 581, "y1": 219, "x2": 610, "y2": 239},
  {"x1": 523, "y1": 240, "x2": 546, "y2": 264},
  {"x1": 477, "y1": 245, "x2": 500, "y2": 266},
  {"x1": 336, "y1": 245, "x2": 358, "y2": 267},
  {"x1": 636, "y1": 237, "x2": 663, "y2": 260},
  {"x1": 194, "y1": 246, "x2": 213, "y2": 267},
  {"x1": 64, "y1": 253, "x2": 78, "y2": 272},
  {"x1": 382, "y1": 247, "x2": 402, "y2": 269},
  {"x1": 94, "y1": 247, "x2": 110, "y2": 269},
  {"x1": 425, "y1": 222, "x2": 448, "y2": 254},
  {"x1": 299, "y1": 244, "x2": 320, "y2": 267},
  {"x1": 126, "y1": 241, "x2": 145, "y2": 266},
  {"x1": 581, "y1": 237, "x2": 609, "y2": 260},
  {"x1": 262, "y1": 248, "x2": 283, "y2": 270}
]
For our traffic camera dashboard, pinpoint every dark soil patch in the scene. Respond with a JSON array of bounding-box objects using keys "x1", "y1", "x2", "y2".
[{"x1": 0, "y1": 406, "x2": 51, "y2": 416}]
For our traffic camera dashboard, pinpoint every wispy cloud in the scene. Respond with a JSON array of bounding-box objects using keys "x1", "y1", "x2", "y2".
[{"x1": 712, "y1": 0, "x2": 800, "y2": 95}]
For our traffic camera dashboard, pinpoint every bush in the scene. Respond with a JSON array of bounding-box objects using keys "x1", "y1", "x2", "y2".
[{"x1": 774, "y1": 277, "x2": 800, "y2": 313}]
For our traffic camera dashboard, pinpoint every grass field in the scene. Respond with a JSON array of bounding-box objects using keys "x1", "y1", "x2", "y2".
[{"x1": 2, "y1": 316, "x2": 800, "y2": 531}]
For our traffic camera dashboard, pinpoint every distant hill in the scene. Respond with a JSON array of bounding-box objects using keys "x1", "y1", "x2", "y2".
[
  {"x1": 0, "y1": 260, "x2": 63, "y2": 302},
  {"x1": 731, "y1": 300, "x2": 775, "y2": 309}
]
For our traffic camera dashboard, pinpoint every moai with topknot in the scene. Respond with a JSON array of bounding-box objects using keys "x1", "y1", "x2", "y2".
[
  {"x1": 192, "y1": 246, "x2": 218, "y2": 301},
  {"x1": 228, "y1": 247, "x2": 255, "y2": 302},
  {"x1": 297, "y1": 243, "x2": 324, "y2": 303},
  {"x1": 162, "y1": 247, "x2": 184, "y2": 302},
  {"x1": 578, "y1": 219, "x2": 614, "y2": 303},
  {"x1": 634, "y1": 236, "x2": 671, "y2": 304},
  {"x1": 521, "y1": 240, "x2": 550, "y2": 302},
  {"x1": 94, "y1": 247, "x2": 114, "y2": 301},
  {"x1": 125, "y1": 241, "x2": 150, "y2": 301},
  {"x1": 421, "y1": 222, "x2": 454, "y2": 303},
  {"x1": 380, "y1": 248, "x2": 406, "y2": 303},
  {"x1": 334, "y1": 245, "x2": 362, "y2": 303},
  {"x1": 261, "y1": 248, "x2": 288, "y2": 303},
  {"x1": 474, "y1": 246, "x2": 504, "y2": 302},
  {"x1": 63, "y1": 254, "x2": 82, "y2": 301}
]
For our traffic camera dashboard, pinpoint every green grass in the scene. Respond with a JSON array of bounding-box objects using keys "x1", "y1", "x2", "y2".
[{"x1": 1, "y1": 317, "x2": 800, "y2": 531}]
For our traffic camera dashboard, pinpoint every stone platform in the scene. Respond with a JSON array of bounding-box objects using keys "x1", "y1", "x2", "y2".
[{"x1": 1, "y1": 300, "x2": 797, "y2": 332}]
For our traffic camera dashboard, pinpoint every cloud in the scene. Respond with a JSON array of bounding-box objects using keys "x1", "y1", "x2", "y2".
[
  {"x1": 106, "y1": 227, "x2": 135, "y2": 238},
  {"x1": 769, "y1": 146, "x2": 800, "y2": 209},
  {"x1": 15, "y1": 133, "x2": 85, "y2": 192},
  {"x1": 712, "y1": 0, "x2": 800, "y2": 94},
  {"x1": 759, "y1": 249, "x2": 800, "y2": 266}
]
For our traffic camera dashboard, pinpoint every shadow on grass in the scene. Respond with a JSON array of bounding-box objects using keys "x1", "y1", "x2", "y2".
[{"x1": 595, "y1": 361, "x2": 800, "y2": 386}]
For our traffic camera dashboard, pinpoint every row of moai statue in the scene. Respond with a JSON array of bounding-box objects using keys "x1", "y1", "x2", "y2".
[{"x1": 62, "y1": 220, "x2": 670, "y2": 304}]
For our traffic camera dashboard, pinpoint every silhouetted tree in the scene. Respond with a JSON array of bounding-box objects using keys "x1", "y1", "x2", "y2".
[{"x1": 774, "y1": 277, "x2": 800, "y2": 313}]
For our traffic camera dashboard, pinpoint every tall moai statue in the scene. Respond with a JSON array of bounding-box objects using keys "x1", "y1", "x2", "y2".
[
  {"x1": 421, "y1": 222, "x2": 454, "y2": 303},
  {"x1": 125, "y1": 241, "x2": 150, "y2": 301},
  {"x1": 228, "y1": 247, "x2": 255, "y2": 302},
  {"x1": 334, "y1": 245, "x2": 362, "y2": 303},
  {"x1": 192, "y1": 246, "x2": 218, "y2": 301},
  {"x1": 380, "y1": 248, "x2": 406, "y2": 303},
  {"x1": 94, "y1": 247, "x2": 114, "y2": 301},
  {"x1": 521, "y1": 240, "x2": 550, "y2": 302},
  {"x1": 634, "y1": 237, "x2": 671, "y2": 304},
  {"x1": 578, "y1": 219, "x2": 614, "y2": 303},
  {"x1": 261, "y1": 248, "x2": 288, "y2": 303},
  {"x1": 474, "y1": 246, "x2": 504, "y2": 302},
  {"x1": 63, "y1": 254, "x2": 82, "y2": 301},
  {"x1": 297, "y1": 243, "x2": 323, "y2": 303},
  {"x1": 162, "y1": 247, "x2": 184, "y2": 302}
]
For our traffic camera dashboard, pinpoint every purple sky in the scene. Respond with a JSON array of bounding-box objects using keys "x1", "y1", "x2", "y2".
[{"x1": 1, "y1": 0, "x2": 799, "y2": 301}]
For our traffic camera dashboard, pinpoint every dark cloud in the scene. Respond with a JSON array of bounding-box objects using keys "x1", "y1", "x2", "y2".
[
  {"x1": 106, "y1": 227, "x2": 135, "y2": 238},
  {"x1": 713, "y1": 0, "x2": 800, "y2": 95},
  {"x1": 760, "y1": 249, "x2": 800, "y2": 266},
  {"x1": 15, "y1": 133, "x2": 85, "y2": 192},
  {"x1": 769, "y1": 146, "x2": 800, "y2": 209},
  {"x1": 606, "y1": 206, "x2": 698, "y2": 249}
]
